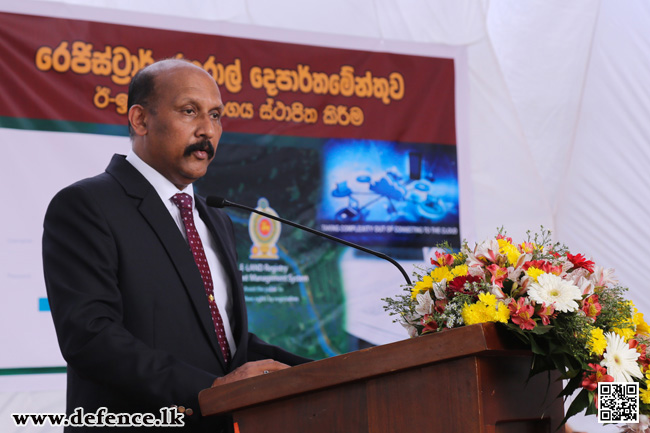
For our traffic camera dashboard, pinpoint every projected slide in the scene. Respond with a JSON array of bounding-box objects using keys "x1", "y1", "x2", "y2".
[{"x1": 318, "y1": 139, "x2": 460, "y2": 249}]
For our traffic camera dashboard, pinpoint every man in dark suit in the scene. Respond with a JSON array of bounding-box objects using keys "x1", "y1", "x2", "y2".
[{"x1": 42, "y1": 59, "x2": 310, "y2": 432}]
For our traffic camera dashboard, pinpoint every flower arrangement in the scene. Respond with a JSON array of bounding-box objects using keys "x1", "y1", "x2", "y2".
[{"x1": 383, "y1": 228, "x2": 650, "y2": 430}]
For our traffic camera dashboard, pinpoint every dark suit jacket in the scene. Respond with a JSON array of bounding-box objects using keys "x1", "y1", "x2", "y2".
[{"x1": 42, "y1": 154, "x2": 310, "y2": 432}]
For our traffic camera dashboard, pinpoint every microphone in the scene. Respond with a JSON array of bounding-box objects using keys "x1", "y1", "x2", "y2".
[{"x1": 206, "y1": 196, "x2": 412, "y2": 285}]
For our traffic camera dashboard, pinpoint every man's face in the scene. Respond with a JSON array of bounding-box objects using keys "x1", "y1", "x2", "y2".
[{"x1": 137, "y1": 65, "x2": 224, "y2": 189}]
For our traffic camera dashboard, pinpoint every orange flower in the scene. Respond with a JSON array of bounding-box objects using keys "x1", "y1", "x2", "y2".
[
  {"x1": 431, "y1": 251, "x2": 454, "y2": 268},
  {"x1": 508, "y1": 298, "x2": 536, "y2": 330},
  {"x1": 420, "y1": 314, "x2": 439, "y2": 334},
  {"x1": 581, "y1": 363, "x2": 613, "y2": 408},
  {"x1": 581, "y1": 294, "x2": 602, "y2": 318},
  {"x1": 522, "y1": 260, "x2": 562, "y2": 275},
  {"x1": 536, "y1": 302, "x2": 556, "y2": 325}
]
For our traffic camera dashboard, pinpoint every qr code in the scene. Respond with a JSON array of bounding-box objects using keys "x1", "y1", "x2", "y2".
[{"x1": 598, "y1": 382, "x2": 639, "y2": 423}]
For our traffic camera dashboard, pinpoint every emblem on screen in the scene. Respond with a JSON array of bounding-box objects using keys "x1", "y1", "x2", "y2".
[{"x1": 248, "y1": 198, "x2": 282, "y2": 260}]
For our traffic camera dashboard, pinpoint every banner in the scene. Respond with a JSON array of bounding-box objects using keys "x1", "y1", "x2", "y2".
[
  {"x1": 0, "y1": 12, "x2": 455, "y2": 143},
  {"x1": 0, "y1": 11, "x2": 459, "y2": 365}
]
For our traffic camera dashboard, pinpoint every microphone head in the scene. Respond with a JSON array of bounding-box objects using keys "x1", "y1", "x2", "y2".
[{"x1": 206, "y1": 196, "x2": 228, "y2": 208}]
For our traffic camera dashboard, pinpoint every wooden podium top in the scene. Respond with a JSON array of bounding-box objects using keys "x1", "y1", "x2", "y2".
[{"x1": 199, "y1": 323, "x2": 529, "y2": 416}]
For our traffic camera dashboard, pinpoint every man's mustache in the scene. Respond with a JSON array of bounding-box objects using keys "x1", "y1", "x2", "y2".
[{"x1": 184, "y1": 140, "x2": 215, "y2": 159}]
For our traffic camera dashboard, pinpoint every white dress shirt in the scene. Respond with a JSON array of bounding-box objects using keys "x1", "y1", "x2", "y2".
[{"x1": 125, "y1": 151, "x2": 236, "y2": 356}]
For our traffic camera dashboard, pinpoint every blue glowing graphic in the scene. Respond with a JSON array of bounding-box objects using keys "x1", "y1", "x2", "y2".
[{"x1": 318, "y1": 138, "x2": 459, "y2": 247}]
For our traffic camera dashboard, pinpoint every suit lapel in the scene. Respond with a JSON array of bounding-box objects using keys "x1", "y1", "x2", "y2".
[{"x1": 105, "y1": 155, "x2": 227, "y2": 369}]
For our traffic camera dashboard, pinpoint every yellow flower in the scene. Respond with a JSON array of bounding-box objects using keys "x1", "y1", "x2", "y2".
[
  {"x1": 641, "y1": 384, "x2": 650, "y2": 405},
  {"x1": 461, "y1": 303, "x2": 480, "y2": 325},
  {"x1": 411, "y1": 275, "x2": 433, "y2": 299},
  {"x1": 431, "y1": 266, "x2": 453, "y2": 283},
  {"x1": 612, "y1": 327, "x2": 636, "y2": 342},
  {"x1": 498, "y1": 238, "x2": 521, "y2": 265},
  {"x1": 451, "y1": 264, "x2": 468, "y2": 278},
  {"x1": 496, "y1": 303, "x2": 511, "y2": 323},
  {"x1": 633, "y1": 308, "x2": 650, "y2": 335},
  {"x1": 461, "y1": 294, "x2": 509, "y2": 326},
  {"x1": 461, "y1": 302, "x2": 491, "y2": 326},
  {"x1": 587, "y1": 327, "x2": 607, "y2": 356},
  {"x1": 478, "y1": 292, "x2": 497, "y2": 307},
  {"x1": 611, "y1": 305, "x2": 636, "y2": 341},
  {"x1": 526, "y1": 267, "x2": 545, "y2": 283}
]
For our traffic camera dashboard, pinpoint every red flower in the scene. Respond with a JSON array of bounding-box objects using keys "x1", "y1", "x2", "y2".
[
  {"x1": 581, "y1": 294, "x2": 602, "y2": 318},
  {"x1": 567, "y1": 253, "x2": 595, "y2": 273},
  {"x1": 434, "y1": 299, "x2": 448, "y2": 314},
  {"x1": 630, "y1": 340, "x2": 649, "y2": 372},
  {"x1": 431, "y1": 251, "x2": 455, "y2": 268},
  {"x1": 522, "y1": 260, "x2": 562, "y2": 275},
  {"x1": 446, "y1": 275, "x2": 481, "y2": 299},
  {"x1": 508, "y1": 298, "x2": 536, "y2": 330},
  {"x1": 486, "y1": 264, "x2": 508, "y2": 288},
  {"x1": 421, "y1": 314, "x2": 439, "y2": 334},
  {"x1": 496, "y1": 234, "x2": 513, "y2": 243},
  {"x1": 536, "y1": 302, "x2": 556, "y2": 325},
  {"x1": 581, "y1": 364, "x2": 614, "y2": 408}
]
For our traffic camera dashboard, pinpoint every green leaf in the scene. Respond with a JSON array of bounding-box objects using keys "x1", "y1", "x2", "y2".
[
  {"x1": 549, "y1": 354, "x2": 566, "y2": 373},
  {"x1": 585, "y1": 392, "x2": 597, "y2": 416},
  {"x1": 558, "y1": 374, "x2": 582, "y2": 398},
  {"x1": 531, "y1": 324, "x2": 554, "y2": 335},
  {"x1": 563, "y1": 367, "x2": 584, "y2": 380},
  {"x1": 530, "y1": 353, "x2": 554, "y2": 376},
  {"x1": 528, "y1": 336, "x2": 547, "y2": 356}
]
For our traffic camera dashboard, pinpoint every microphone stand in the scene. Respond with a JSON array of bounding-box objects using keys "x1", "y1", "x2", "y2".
[{"x1": 207, "y1": 196, "x2": 412, "y2": 286}]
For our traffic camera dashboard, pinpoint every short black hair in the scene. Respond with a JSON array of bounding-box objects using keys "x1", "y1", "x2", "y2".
[{"x1": 127, "y1": 67, "x2": 157, "y2": 137}]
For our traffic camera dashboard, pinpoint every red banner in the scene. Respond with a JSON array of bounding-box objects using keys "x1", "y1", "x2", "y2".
[{"x1": 0, "y1": 12, "x2": 455, "y2": 144}]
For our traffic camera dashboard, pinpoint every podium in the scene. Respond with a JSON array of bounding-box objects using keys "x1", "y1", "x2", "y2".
[{"x1": 199, "y1": 323, "x2": 566, "y2": 433}]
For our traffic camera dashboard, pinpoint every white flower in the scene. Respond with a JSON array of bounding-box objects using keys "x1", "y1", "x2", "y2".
[
  {"x1": 415, "y1": 291, "x2": 434, "y2": 316},
  {"x1": 507, "y1": 266, "x2": 522, "y2": 282},
  {"x1": 490, "y1": 285, "x2": 507, "y2": 300},
  {"x1": 432, "y1": 281, "x2": 447, "y2": 300},
  {"x1": 467, "y1": 265, "x2": 485, "y2": 278},
  {"x1": 590, "y1": 266, "x2": 618, "y2": 288},
  {"x1": 473, "y1": 239, "x2": 502, "y2": 263},
  {"x1": 565, "y1": 268, "x2": 589, "y2": 285},
  {"x1": 527, "y1": 273, "x2": 582, "y2": 312},
  {"x1": 601, "y1": 332, "x2": 643, "y2": 383},
  {"x1": 401, "y1": 322, "x2": 418, "y2": 338},
  {"x1": 571, "y1": 274, "x2": 594, "y2": 296}
]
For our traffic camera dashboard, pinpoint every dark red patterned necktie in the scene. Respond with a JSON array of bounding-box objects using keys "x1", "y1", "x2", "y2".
[{"x1": 171, "y1": 193, "x2": 231, "y2": 364}]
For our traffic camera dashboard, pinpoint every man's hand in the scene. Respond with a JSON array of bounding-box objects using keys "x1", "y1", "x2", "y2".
[{"x1": 211, "y1": 359, "x2": 290, "y2": 387}]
